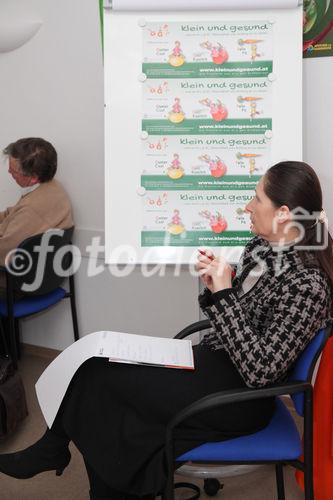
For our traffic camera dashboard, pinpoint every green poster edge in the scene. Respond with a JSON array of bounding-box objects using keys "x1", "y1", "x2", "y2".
[{"x1": 99, "y1": 0, "x2": 104, "y2": 56}]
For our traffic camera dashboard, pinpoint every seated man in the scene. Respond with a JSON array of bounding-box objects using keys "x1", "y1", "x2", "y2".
[{"x1": 0, "y1": 137, "x2": 74, "y2": 290}]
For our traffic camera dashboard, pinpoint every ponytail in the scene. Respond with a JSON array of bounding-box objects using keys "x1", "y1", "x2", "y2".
[{"x1": 264, "y1": 162, "x2": 333, "y2": 288}]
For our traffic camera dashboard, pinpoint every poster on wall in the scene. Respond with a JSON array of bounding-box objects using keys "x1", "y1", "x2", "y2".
[
  {"x1": 104, "y1": 6, "x2": 302, "y2": 264},
  {"x1": 141, "y1": 20, "x2": 273, "y2": 247},
  {"x1": 303, "y1": 0, "x2": 333, "y2": 57}
]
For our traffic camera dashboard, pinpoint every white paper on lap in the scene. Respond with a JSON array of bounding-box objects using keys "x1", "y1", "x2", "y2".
[
  {"x1": 35, "y1": 332, "x2": 104, "y2": 428},
  {"x1": 35, "y1": 331, "x2": 194, "y2": 428}
]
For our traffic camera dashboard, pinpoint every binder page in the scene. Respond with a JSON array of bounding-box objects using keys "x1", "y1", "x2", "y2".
[{"x1": 95, "y1": 330, "x2": 194, "y2": 369}]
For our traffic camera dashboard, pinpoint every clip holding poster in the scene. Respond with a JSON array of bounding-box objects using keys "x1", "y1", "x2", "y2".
[
  {"x1": 138, "y1": 18, "x2": 147, "y2": 28},
  {"x1": 138, "y1": 73, "x2": 147, "y2": 82}
]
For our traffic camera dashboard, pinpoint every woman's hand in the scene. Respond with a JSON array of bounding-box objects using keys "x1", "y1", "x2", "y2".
[
  {"x1": 196, "y1": 250, "x2": 233, "y2": 293},
  {"x1": 196, "y1": 249, "x2": 215, "y2": 291}
]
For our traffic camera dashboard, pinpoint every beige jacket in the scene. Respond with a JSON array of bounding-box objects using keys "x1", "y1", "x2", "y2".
[{"x1": 0, "y1": 179, "x2": 74, "y2": 266}]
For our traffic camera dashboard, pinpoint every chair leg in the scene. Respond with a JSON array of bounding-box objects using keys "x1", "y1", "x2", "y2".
[
  {"x1": 303, "y1": 452, "x2": 314, "y2": 500},
  {"x1": 162, "y1": 477, "x2": 175, "y2": 500},
  {"x1": 7, "y1": 316, "x2": 18, "y2": 370},
  {"x1": 0, "y1": 319, "x2": 9, "y2": 356},
  {"x1": 162, "y1": 439, "x2": 175, "y2": 500},
  {"x1": 303, "y1": 469, "x2": 314, "y2": 500},
  {"x1": 303, "y1": 390, "x2": 314, "y2": 500},
  {"x1": 69, "y1": 275, "x2": 79, "y2": 342},
  {"x1": 15, "y1": 319, "x2": 21, "y2": 360},
  {"x1": 275, "y1": 464, "x2": 285, "y2": 500}
]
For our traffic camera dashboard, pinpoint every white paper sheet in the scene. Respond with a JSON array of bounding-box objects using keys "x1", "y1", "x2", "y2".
[
  {"x1": 35, "y1": 331, "x2": 193, "y2": 428},
  {"x1": 96, "y1": 330, "x2": 193, "y2": 367},
  {"x1": 112, "y1": 0, "x2": 301, "y2": 11},
  {"x1": 35, "y1": 332, "x2": 103, "y2": 428}
]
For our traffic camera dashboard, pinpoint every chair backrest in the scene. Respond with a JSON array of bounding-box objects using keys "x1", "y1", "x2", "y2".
[
  {"x1": 7, "y1": 227, "x2": 75, "y2": 296},
  {"x1": 289, "y1": 326, "x2": 331, "y2": 417}
]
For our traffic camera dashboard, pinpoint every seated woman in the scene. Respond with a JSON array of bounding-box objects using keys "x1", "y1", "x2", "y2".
[{"x1": 0, "y1": 161, "x2": 332, "y2": 500}]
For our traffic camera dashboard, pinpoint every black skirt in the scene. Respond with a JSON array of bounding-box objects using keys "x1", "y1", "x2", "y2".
[{"x1": 59, "y1": 345, "x2": 275, "y2": 496}]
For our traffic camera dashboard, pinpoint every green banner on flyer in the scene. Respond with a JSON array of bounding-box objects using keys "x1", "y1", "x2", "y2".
[
  {"x1": 141, "y1": 231, "x2": 252, "y2": 247},
  {"x1": 99, "y1": 0, "x2": 104, "y2": 54},
  {"x1": 142, "y1": 61, "x2": 273, "y2": 79},
  {"x1": 142, "y1": 119, "x2": 272, "y2": 136},
  {"x1": 141, "y1": 175, "x2": 260, "y2": 191}
]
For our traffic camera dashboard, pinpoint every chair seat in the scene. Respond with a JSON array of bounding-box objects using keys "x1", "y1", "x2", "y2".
[
  {"x1": 0, "y1": 287, "x2": 66, "y2": 318},
  {"x1": 177, "y1": 398, "x2": 301, "y2": 462}
]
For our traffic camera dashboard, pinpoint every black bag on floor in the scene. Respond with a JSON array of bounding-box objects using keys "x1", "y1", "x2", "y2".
[{"x1": 0, "y1": 331, "x2": 28, "y2": 438}]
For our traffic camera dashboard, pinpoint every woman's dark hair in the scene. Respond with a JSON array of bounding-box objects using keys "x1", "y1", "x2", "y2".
[
  {"x1": 264, "y1": 161, "x2": 333, "y2": 284},
  {"x1": 3, "y1": 137, "x2": 57, "y2": 182}
]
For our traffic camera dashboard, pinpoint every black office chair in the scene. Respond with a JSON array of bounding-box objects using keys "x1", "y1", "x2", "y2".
[
  {"x1": 162, "y1": 320, "x2": 331, "y2": 500},
  {"x1": 0, "y1": 227, "x2": 79, "y2": 368}
]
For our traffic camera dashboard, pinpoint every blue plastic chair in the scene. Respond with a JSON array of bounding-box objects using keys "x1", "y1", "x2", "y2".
[
  {"x1": 0, "y1": 227, "x2": 79, "y2": 368},
  {"x1": 162, "y1": 321, "x2": 331, "y2": 500}
]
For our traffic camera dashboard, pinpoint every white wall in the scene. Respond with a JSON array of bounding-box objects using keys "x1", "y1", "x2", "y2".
[
  {"x1": 0, "y1": 0, "x2": 199, "y2": 350},
  {"x1": 0, "y1": 0, "x2": 105, "y2": 230},
  {"x1": 0, "y1": 0, "x2": 332, "y2": 350},
  {"x1": 303, "y1": 58, "x2": 333, "y2": 225}
]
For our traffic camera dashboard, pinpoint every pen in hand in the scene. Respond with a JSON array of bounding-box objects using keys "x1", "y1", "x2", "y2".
[
  {"x1": 198, "y1": 250, "x2": 236, "y2": 279},
  {"x1": 198, "y1": 249, "x2": 214, "y2": 261}
]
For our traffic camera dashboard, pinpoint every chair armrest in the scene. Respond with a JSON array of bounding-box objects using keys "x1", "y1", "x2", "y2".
[
  {"x1": 174, "y1": 320, "x2": 211, "y2": 339},
  {"x1": 166, "y1": 380, "x2": 311, "y2": 436}
]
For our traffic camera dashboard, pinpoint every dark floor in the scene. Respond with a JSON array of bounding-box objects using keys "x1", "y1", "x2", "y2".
[{"x1": 0, "y1": 352, "x2": 305, "y2": 500}]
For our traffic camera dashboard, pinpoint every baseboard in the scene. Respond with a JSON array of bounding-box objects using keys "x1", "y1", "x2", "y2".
[{"x1": 21, "y1": 343, "x2": 60, "y2": 360}]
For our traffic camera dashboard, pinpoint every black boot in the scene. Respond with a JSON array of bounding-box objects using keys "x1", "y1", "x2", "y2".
[
  {"x1": 89, "y1": 493, "x2": 113, "y2": 500},
  {"x1": 0, "y1": 429, "x2": 71, "y2": 479}
]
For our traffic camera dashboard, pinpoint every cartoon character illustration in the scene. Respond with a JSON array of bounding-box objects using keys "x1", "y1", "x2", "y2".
[
  {"x1": 199, "y1": 210, "x2": 228, "y2": 234},
  {"x1": 168, "y1": 97, "x2": 185, "y2": 123},
  {"x1": 147, "y1": 193, "x2": 168, "y2": 207},
  {"x1": 237, "y1": 96, "x2": 262, "y2": 119},
  {"x1": 168, "y1": 41, "x2": 186, "y2": 67},
  {"x1": 200, "y1": 98, "x2": 228, "y2": 122},
  {"x1": 148, "y1": 137, "x2": 168, "y2": 151},
  {"x1": 235, "y1": 207, "x2": 247, "y2": 225},
  {"x1": 199, "y1": 154, "x2": 227, "y2": 178},
  {"x1": 238, "y1": 39, "x2": 263, "y2": 61},
  {"x1": 167, "y1": 153, "x2": 184, "y2": 179},
  {"x1": 148, "y1": 81, "x2": 169, "y2": 95},
  {"x1": 200, "y1": 41, "x2": 229, "y2": 64},
  {"x1": 236, "y1": 153, "x2": 261, "y2": 175},
  {"x1": 148, "y1": 24, "x2": 169, "y2": 38},
  {"x1": 167, "y1": 209, "x2": 185, "y2": 235}
]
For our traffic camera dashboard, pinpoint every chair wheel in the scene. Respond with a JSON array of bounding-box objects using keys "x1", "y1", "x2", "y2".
[{"x1": 203, "y1": 478, "x2": 223, "y2": 496}]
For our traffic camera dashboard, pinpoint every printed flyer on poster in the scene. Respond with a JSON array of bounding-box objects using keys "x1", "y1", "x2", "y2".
[
  {"x1": 141, "y1": 20, "x2": 274, "y2": 248},
  {"x1": 141, "y1": 190, "x2": 253, "y2": 247}
]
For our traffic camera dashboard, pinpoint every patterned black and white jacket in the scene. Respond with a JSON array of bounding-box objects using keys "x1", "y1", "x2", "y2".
[{"x1": 199, "y1": 236, "x2": 332, "y2": 388}]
